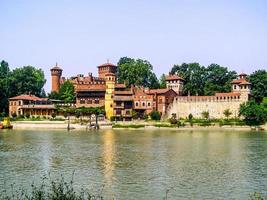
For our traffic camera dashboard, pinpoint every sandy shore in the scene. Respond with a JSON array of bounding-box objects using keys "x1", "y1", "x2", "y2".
[{"x1": 10, "y1": 121, "x2": 267, "y2": 131}]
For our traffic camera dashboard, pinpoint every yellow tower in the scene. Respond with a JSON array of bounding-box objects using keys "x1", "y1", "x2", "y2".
[{"x1": 105, "y1": 73, "x2": 116, "y2": 120}]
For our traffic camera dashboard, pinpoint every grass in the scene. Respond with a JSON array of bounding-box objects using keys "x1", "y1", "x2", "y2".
[
  {"x1": 0, "y1": 174, "x2": 103, "y2": 200},
  {"x1": 0, "y1": 174, "x2": 266, "y2": 200},
  {"x1": 112, "y1": 124, "x2": 145, "y2": 128}
]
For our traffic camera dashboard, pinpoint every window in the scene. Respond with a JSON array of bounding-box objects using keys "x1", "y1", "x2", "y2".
[
  {"x1": 135, "y1": 102, "x2": 139, "y2": 107},
  {"x1": 142, "y1": 102, "x2": 145, "y2": 107},
  {"x1": 80, "y1": 100, "x2": 85, "y2": 104},
  {"x1": 234, "y1": 85, "x2": 236, "y2": 89},
  {"x1": 87, "y1": 100, "x2": 92, "y2": 104},
  {"x1": 95, "y1": 99, "x2": 99, "y2": 104},
  {"x1": 147, "y1": 102, "x2": 151, "y2": 107}
]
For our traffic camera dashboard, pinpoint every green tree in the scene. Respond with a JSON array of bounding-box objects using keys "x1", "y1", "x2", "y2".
[
  {"x1": 117, "y1": 57, "x2": 160, "y2": 89},
  {"x1": 0, "y1": 60, "x2": 11, "y2": 112},
  {"x1": 170, "y1": 63, "x2": 236, "y2": 96},
  {"x1": 149, "y1": 110, "x2": 161, "y2": 120},
  {"x1": 48, "y1": 91, "x2": 61, "y2": 100},
  {"x1": 223, "y1": 109, "x2": 232, "y2": 120},
  {"x1": 59, "y1": 81, "x2": 75, "y2": 103},
  {"x1": 170, "y1": 63, "x2": 206, "y2": 95},
  {"x1": 159, "y1": 73, "x2": 167, "y2": 88},
  {"x1": 239, "y1": 101, "x2": 267, "y2": 127},
  {"x1": 204, "y1": 64, "x2": 237, "y2": 95},
  {"x1": 10, "y1": 66, "x2": 46, "y2": 97},
  {"x1": 201, "y1": 111, "x2": 209, "y2": 120},
  {"x1": 249, "y1": 70, "x2": 267, "y2": 103}
]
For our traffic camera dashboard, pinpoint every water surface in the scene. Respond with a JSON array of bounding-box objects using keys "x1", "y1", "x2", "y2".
[{"x1": 0, "y1": 129, "x2": 267, "y2": 199}]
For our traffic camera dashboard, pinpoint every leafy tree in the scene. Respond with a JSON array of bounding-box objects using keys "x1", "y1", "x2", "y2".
[
  {"x1": 239, "y1": 101, "x2": 267, "y2": 127},
  {"x1": 170, "y1": 63, "x2": 206, "y2": 95},
  {"x1": 149, "y1": 110, "x2": 161, "y2": 120},
  {"x1": 9, "y1": 66, "x2": 46, "y2": 97},
  {"x1": 0, "y1": 60, "x2": 11, "y2": 112},
  {"x1": 117, "y1": 57, "x2": 160, "y2": 89},
  {"x1": 223, "y1": 109, "x2": 232, "y2": 120},
  {"x1": 201, "y1": 111, "x2": 209, "y2": 120},
  {"x1": 249, "y1": 70, "x2": 267, "y2": 103},
  {"x1": 170, "y1": 63, "x2": 236, "y2": 96},
  {"x1": 48, "y1": 91, "x2": 61, "y2": 100},
  {"x1": 204, "y1": 64, "x2": 237, "y2": 95},
  {"x1": 159, "y1": 73, "x2": 167, "y2": 88},
  {"x1": 0, "y1": 62, "x2": 46, "y2": 113},
  {"x1": 59, "y1": 80, "x2": 75, "y2": 103}
]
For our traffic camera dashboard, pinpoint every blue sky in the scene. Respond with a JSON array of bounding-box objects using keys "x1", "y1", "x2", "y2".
[{"x1": 1, "y1": 0, "x2": 267, "y2": 92}]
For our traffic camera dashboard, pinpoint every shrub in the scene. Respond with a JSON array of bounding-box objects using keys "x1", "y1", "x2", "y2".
[
  {"x1": 26, "y1": 113, "x2": 30, "y2": 118},
  {"x1": 110, "y1": 116, "x2": 116, "y2": 122},
  {"x1": 51, "y1": 112, "x2": 57, "y2": 119},
  {"x1": 150, "y1": 110, "x2": 161, "y2": 121},
  {"x1": 11, "y1": 112, "x2": 17, "y2": 118},
  {"x1": 169, "y1": 117, "x2": 177, "y2": 124},
  {"x1": 143, "y1": 113, "x2": 148, "y2": 120}
]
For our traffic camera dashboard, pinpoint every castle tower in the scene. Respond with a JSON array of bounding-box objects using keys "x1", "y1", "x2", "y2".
[
  {"x1": 50, "y1": 63, "x2": 63, "y2": 93},
  {"x1": 231, "y1": 73, "x2": 251, "y2": 101},
  {"x1": 165, "y1": 74, "x2": 184, "y2": 95},
  {"x1": 105, "y1": 73, "x2": 116, "y2": 119},
  {"x1": 98, "y1": 61, "x2": 117, "y2": 79}
]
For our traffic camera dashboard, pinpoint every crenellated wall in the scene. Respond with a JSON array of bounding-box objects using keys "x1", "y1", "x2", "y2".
[{"x1": 167, "y1": 92, "x2": 249, "y2": 119}]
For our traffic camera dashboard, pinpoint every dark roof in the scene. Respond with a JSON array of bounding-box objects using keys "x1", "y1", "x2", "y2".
[
  {"x1": 98, "y1": 62, "x2": 116, "y2": 67},
  {"x1": 50, "y1": 63, "x2": 62, "y2": 71}
]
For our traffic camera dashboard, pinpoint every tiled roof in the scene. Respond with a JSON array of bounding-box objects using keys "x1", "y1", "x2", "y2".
[
  {"x1": 75, "y1": 84, "x2": 106, "y2": 91},
  {"x1": 215, "y1": 92, "x2": 241, "y2": 97},
  {"x1": 114, "y1": 91, "x2": 133, "y2": 95},
  {"x1": 115, "y1": 83, "x2": 126, "y2": 88},
  {"x1": 146, "y1": 88, "x2": 172, "y2": 94},
  {"x1": 9, "y1": 94, "x2": 47, "y2": 101},
  {"x1": 239, "y1": 80, "x2": 251, "y2": 85},
  {"x1": 166, "y1": 74, "x2": 184, "y2": 81},
  {"x1": 231, "y1": 78, "x2": 251, "y2": 85}
]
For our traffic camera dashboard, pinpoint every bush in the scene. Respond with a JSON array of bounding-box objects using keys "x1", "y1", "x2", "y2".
[
  {"x1": 110, "y1": 116, "x2": 115, "y2": 122},
  {"x1": 51, "y1": 112, "x2": 57, "y2": 119},
  {"x1": 26, "y1": 113, "x2": 30, "y2": 118},
  {"x1": 143, "y1": 113, "x2": 148, "y2": 120},
  {"x1": 11, "y1": 112, "x2": 17, "y2": 118},
  {"x1": 150, "y1": 110, "x2": 161, "y2": 121},
  {"x1": 169, "y1": 118, "x2": 177, "y2": 124}
]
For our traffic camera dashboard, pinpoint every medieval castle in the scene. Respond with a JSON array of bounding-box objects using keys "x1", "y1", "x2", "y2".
[{"x1": 9, "y1": 61, "x2": 251, "y2": 120}]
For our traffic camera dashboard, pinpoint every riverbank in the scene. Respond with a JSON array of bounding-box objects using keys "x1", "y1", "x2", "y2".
[{"x1": 8, "y1": 120, "x2": 267, "y2": 131}]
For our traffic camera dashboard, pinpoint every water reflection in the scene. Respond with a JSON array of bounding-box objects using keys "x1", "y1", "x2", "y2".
[
  {"x1": 0, "y1": 129, "x2": 267, "y2": 200},
  {"x1": 101, "y1": 130, "x2": 116, "y2": 187}
]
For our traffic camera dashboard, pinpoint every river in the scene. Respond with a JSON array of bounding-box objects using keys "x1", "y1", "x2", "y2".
[{"x1": 0, "y1": 129, "x2": 267, "y2": 199}]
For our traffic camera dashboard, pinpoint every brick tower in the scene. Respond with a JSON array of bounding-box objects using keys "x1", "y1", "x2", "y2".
[
  {"x1": 50, "y1": 63, "x2": 63, "y2": 93},
  {"x1": 98, "y1": 61, "x2": 117, "y2": 79},
  {"x1": 105, "y1": 72, "x2": 116, "y2": 119}
]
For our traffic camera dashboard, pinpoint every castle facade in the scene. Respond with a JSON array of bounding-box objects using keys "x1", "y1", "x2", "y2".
[{"x1": 166, "y1": 73, "x2": 251, "y2": 119}]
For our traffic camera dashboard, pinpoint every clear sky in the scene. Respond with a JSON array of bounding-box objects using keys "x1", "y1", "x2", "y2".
[{"x1": 1, "y1": 0, "x2": 267, "y2": 92}]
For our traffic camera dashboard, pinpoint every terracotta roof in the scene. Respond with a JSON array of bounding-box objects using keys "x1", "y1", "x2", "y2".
[
  {"x1": 146, "y1": 88, "x2": 174, "y2": 95},
  {"x1": 215, "y1": 92, "x2": 241, "y2": 97},
  {"x1": 75, "y1": 84, "x2": 106, "y2": 91},
  {"x1": 115, "y1": 83, "x2": 126, "y2": 88},
  {"x1": 166, "y1": 74, "x2": 184, "y2": 81},
  {"x1": 9, "y1": 94, "x2": 47, "y2": 101},
  {"x1": 114, "y1": 91, "x2": 133, "y2": 95},
  {"x1": 231, "y1": 78, "x2": 251, "y2": 85},
  {"x1": 239, "y1": 80, "x2": 251, "y2": 85},
  {"x1": 113, "y1": 96, "x2": 133, "y2": 101},
  {"x1": 98, "y1": 62, "x2": 116, "y2": 67},
  {"x1": 239, "y1": 73, "x2": 247, "y2": 76}
]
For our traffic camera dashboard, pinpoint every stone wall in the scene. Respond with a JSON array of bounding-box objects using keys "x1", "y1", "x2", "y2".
[{"x1": 167, "y1": 93, "x2": 249, "y2": 119}]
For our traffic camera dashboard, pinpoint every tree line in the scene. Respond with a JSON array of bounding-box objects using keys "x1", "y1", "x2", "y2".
[{"x1": 1, "y1": 58, "x2": 266, "y2": 125}]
